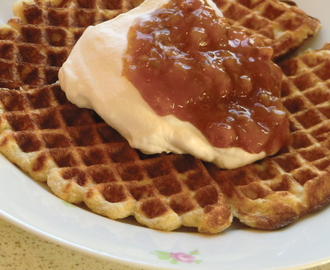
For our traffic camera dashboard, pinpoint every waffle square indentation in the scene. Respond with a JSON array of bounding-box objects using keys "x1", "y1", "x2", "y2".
[
  {"x1": 14, "y1": 131, "x2": 43, "y2": 152},
  {"x1": 61, "y1": 167, "x2": 88, "y2": 186},
  {"x1": 153, "y1": 175, "x2": 182, "y2": 196},
  {"x1": 42, "y1": 132, "x2": 72, "y2": 148},
  {"x1": 6, "y1": 113, "x2": 35, "y2": 131}
]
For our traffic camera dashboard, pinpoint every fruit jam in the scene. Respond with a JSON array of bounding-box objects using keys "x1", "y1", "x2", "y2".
[{"x1": 123, "y1": 0, "x2": 289, "y2": 154}]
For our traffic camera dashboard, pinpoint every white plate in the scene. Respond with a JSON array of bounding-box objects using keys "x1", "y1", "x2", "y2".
[{"x1": 1, "y1": 1, "x2": 330, "y2": 269}]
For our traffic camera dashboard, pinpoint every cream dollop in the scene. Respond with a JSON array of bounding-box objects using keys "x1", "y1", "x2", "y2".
[{"x1": 59, "y1": 0, "x2": 266, "y2": 169}]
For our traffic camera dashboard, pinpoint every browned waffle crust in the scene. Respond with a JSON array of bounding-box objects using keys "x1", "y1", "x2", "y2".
[
  {"x1": 208, "y1": 44, "x2": 330, "y2": 230},
  {"x1": 214, "y1": 0, "x2": 321, "y2": 60},
  {"x1": 0, "y1": 0, "x2": 326, "y2": 233},
  {"x1": 0, "y1": 0, "x2": 125, "y2": 89},
  {"x1": 0, "y1": 83, "x2": 233, "y2": 233}
]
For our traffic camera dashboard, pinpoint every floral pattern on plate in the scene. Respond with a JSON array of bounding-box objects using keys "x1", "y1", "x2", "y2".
[{"x1": 151, "y1": 249, "x2": 202, "y2": 264}]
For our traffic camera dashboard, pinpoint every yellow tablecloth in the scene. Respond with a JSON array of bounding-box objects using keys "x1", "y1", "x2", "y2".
[{"x1": 0, "y1": 218, "x2": 329, "y2": 270}]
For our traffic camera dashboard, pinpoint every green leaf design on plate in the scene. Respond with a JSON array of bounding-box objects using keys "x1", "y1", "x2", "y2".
[
  {"x1": 62, "y1": 201, "x2": 76, "y2": 208},
  {"x1": 152, "y1": 249, "x2": 202, "y2": 264},
  {"x1": 152, "y1": 251, "x2": 171, "y2": 260},
  {"x1": 170, "y1": 258, "x2": 179, "y2": 265}
]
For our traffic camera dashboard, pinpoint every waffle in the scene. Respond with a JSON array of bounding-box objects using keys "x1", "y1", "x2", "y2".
[
  {"x1": 0, "y1": 0, "x2": 236, "y2": 233},
  {"x1": 121, "y1": 0, "x2": 321, "y2": 60},
  {"x1": 214, "y1": 0, "x2": 321, "y2": 60},
  {"x1": 0, "y1": 83, "x2": 233, "y2": 233},
  {"x1": 208, "y1": 43, "x2": 330, "y2": 230},
  {"x1": 0, "y1": 0, "x2": 125, "y2": 90},
  {"x1": 0, "y1": 0, "x2": 325, "y2": 234}
]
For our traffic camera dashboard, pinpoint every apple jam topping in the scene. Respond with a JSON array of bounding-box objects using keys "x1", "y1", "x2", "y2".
[{"x1": 123, "y1": 0, "x2": 289, "y2": 154}]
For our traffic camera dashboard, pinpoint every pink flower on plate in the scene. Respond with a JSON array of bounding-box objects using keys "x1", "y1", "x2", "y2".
[
  {"x1": 152, "y1": 249, "x2": 202, "y2": 265},
  {"x1": 170, "y1": 252, "x2": 195, "y2": 263}
]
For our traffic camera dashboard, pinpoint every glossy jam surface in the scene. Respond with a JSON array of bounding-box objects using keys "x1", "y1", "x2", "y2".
[{"x1": 123, "y1": 0, "x2": 289, "y2": 154}]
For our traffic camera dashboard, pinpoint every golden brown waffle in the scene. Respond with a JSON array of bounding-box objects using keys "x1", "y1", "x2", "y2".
[
  {"x1": 0, "y1": 0, "x2": 325, "y2": 234},
  {"x1": 214, "y1": 0, "x2": 321, "y2": 60},
  {"x1": 0, "y1": 0, "x2": 321, "y2": 88},
  {"x1": 0, "y1": 0, "x2": 235, "y2": 234},
  {"x1": 208, "y1": 44, "x2": 330, "y2": 230},
  {"x1": 0, "y1": 0, "x2": 125, "y2": 89},
  {"x1": 0, "y1": 83, "x2": 232, "y2": 233}
]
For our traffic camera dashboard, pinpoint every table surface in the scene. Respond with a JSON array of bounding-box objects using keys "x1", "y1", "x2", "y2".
[{"x1": 0, "y1": 218, "x2": 329, "y2": 270}]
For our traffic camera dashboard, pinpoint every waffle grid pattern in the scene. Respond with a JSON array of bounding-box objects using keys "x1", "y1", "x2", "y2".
[
  {"x1": 208, "y1": 44, "x2": 330, "y2": 230},
  {"x1": 0, "y1": 0, "x2": 321, "y2": 90},
  {"x1": 49, "y1": 149, "x2": 232, "y2": 233},
  {"x1": 0, "y1": 0, "x2": 124, "y2": 89},
  {"x1": 0, "y1": 83, "x2": 232, "y2": 233},
  {"x1": 0, "y1": 0, "x2": 327, "y2": 233},
  {"x1": 214, "y1": 0, "x2": 321, "y2": 59}
]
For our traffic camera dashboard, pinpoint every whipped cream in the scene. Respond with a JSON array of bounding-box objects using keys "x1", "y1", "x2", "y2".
[{"x1": 59, "y1": 0, "x2": 266, "y2": 169}]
